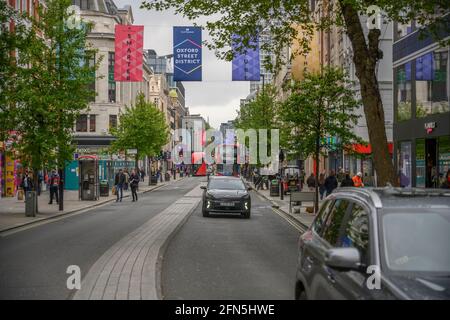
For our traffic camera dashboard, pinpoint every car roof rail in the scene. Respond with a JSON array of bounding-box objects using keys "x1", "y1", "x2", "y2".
[{"x1": 335, "y1": 187, "x2": 383, "y2": 208}]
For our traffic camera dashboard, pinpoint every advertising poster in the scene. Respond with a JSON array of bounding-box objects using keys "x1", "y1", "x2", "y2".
[
  {"x1": 114, "y1": 25, "x2": 144, "y2": 82},
  {"x1": 173, "y1": 26, "x2": 202, "y2": 81}
]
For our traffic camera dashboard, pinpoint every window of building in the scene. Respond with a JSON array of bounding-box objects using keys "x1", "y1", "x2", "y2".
[
  {"x1": 76, "y1": 115, "x2": 88, "y2": 132},
  {"x1": 89, "y1": 115, "x2": 96, "y2": 132},
  {"x1": 416, "y1": 138, "x2": 426, "y2": 187},
  {"x1": 109, "y1": 114, "x2": 118, "y2": 130},
  {"x1": 438, "y1": 136, "x2": 450, "y2": 187},
  {"x1": 398, "y1": 141, "x2": 412, "y2": 187},
  {"x1": 108, "y1": 82, "x2": 116, "y2": 103},
  {"x1": 415, "y1": 50, "x2": 449, "y2": 118},
  {"x1": 395, "y1": 62, "x2": 412, "y2": 121},
  {"x1": 108, "y1": 52, "x2": 116, "y2": 103},
  {"x1": 87, "y1": 52, "x2": 96, "y2": 102},
  {"x1": 21, "y1": 0, "x2": 27, "y2": 12}
]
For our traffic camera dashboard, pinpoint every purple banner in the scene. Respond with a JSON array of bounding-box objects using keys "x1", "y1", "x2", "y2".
[{"x1": 232, "y1": 35, "x2": 261, "y2": 81}]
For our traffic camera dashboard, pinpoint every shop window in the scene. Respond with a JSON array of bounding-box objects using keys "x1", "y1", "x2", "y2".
[
  {"x1": 415, "y1": 50, "x2": 449, "y2": 118},
  {"x1": 395, "y1": 62, "x2": 412, "y2": 121},
  {"x1": 416, "y1": 139, "x2": 425, "y2": 187},
  {"x1": 398, "y1": 141, "x2": 412, "y2": 187},
  {"x1": 438, "y1": 136, "x2": 450, "y2": 187},
  {"x1": 76, "y1": 115, "x2": 88, "y2": 132}
]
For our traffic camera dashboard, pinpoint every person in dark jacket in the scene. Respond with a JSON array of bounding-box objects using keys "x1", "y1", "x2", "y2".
[
  {"x1": 21, "y1": 172, "x2": 34, "y2": 202},
  {"x1": 306, "y1": 173, "x2": 316, "y2": 191},
  {"x1": 340, "y1": 173, "x2": 355, "y2": 187},
  {"x1": 130, "y1": 169, "x2": 140, "y2": 202},
  {"x1": 324, "y1": 170, "x2": 338, "y2": 197},
  {"x1": 48, "y1": 170, "x2": 60, "y2": 205},
  {"x1": 114, "y1": 169, "x2": 125, "y2": 202}
]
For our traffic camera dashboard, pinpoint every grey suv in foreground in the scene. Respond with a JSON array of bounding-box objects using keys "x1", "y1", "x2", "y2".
[{"x1": 295, "y1": 187, "x2": 450, "y2": 300}]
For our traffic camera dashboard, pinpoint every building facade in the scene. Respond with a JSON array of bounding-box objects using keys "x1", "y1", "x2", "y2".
[
  {"x1": 393, "y1": 15, "x2": 450, "y2": 188},
  {"x1": 73, "y1": 0, "x2": 153, "y2": 159}
]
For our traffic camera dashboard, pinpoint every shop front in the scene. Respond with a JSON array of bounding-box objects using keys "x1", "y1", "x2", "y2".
[{"x1": 395, "y1": 117, "x2": 450, "y2": 188}]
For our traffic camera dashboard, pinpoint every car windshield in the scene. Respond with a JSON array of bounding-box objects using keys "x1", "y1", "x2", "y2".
[
  {"x1": 381, "y1": 209, "x2": 450, "y2": 274},
  {"x1": 208, "y1": 179, "x2": 245, "y2": 190}
]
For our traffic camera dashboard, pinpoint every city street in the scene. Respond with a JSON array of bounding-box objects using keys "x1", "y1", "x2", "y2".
[{"x1": 0, "y1": 178, "x2": 301, "y2": 300}]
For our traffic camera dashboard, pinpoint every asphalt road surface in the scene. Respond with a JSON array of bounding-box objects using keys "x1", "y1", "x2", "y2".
[
  {"x1": 162, "y1": 189, "x2": 301, "y2": 300},
  {"x1": 0, "y1": 177, "x2": 200, "y2": 300}
]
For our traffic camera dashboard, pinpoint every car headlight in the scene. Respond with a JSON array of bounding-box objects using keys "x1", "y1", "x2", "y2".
[
  {"x1": 207, "y1": 200, "x2": 211, "y2": 208},
  {"x1": 244, "y1": 201, "x2": 249, "y2": 210}
]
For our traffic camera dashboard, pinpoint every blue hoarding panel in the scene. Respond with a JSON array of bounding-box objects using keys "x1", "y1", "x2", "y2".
[
  {"x1": 173, "y1": 26, "x2": 202, "y2": 81},
  {"x1": 232, "y1": 35, "x2": 261, "y2": 81}
]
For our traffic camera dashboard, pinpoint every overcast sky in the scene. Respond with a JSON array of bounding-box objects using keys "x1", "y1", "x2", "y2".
[{"x1": 114, "y1": 0, "x2": 249, "y2": 129}]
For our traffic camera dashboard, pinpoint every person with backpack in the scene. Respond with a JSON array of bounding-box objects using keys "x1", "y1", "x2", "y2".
[
  {"x1": 130, "y1": 169, "x2": 140, "y2": 202},
  {"x1": 21, "y1": 171, "x2": 34, "y2": 202},
  {"x1": 306, "y1": 173, "x2": 316, "y2": 191},
  {"x1": 123, "y1": 169, "x2": 130, "y2": 191}
]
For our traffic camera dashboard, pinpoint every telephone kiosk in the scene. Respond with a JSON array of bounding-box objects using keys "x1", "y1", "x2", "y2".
[{"x1": 78, "y1": 155, "x2": 99, "y2": 201}]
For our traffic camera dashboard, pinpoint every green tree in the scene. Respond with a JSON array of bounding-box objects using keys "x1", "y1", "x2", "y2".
[
  {"x1": 141, "y1": 0, "x2": 449, "y2": 186},
  {"x1": 280, "y1": 67, "x2": 364, "y2": 210},
  {"x1": 3, "y1": 0, "x2": 99, "y2": 212},
  {"x1": 234, "y1": 85, "x2": 279, "y2": 167},
  {"x1": 111, "y1": 93, "x2": 169, "y2": 171}
]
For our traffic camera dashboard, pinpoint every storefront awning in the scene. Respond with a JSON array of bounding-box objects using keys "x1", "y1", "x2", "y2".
[{"x1": 352, "y1": 143, "x2": 394, "y2": 154}]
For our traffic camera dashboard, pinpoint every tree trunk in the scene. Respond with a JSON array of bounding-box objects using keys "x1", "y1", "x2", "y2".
[
  {"x1": 338, "y1": 1, "x2": 397, "y2": 187},
  {"x1": 135, "y1": 153, "x2": 139, "y2": 172},
  {"x1": 315, "y1": 135, "x2": 320, "y2": 213}
]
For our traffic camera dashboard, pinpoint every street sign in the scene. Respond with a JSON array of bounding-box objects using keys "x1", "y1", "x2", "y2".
[{"x1": 127, "y1": 149, "x2": 138, "y2": 155}]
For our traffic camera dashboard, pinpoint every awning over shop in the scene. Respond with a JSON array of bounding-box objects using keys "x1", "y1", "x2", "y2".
[{"x1": 351, "y1": 143, "x2": 394, "y2": 154}]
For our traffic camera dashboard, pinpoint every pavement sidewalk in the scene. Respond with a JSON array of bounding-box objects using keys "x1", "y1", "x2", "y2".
[
  {"x1": 0, "y1": 176, "x2": 185, "y2": 233},
  {"x1": 247, "y1": 180, "x2": 320, "y2": 229}
]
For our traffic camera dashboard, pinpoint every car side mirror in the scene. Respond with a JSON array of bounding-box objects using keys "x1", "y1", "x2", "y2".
[
  {"x1": 324, "y1": 247, "x2": 362, "y2": 271},
  {"x1": 200, "y1": 186, "x2": 206, "y2": 190}
]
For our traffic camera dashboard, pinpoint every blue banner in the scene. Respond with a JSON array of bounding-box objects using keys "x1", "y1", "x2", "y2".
[
  {"x1": 232, "y1": 35, "x2": 261, "y2": 81},
  {"x1": 173, "y1": 27, "x2": 202, "y2": 81}
]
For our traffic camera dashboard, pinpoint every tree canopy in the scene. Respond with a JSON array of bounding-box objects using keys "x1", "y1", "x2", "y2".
[{"x1": 110, "y1": 93, "x2": 169, "y2": 167}]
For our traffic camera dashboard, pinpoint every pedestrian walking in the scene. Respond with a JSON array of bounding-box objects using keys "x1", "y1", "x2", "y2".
[
  {"x1": 159, "y1": 167, "x2": 163, "y2": 182},
  {"x1": 306, "y1": 173, "x2": 316, "y2": 191},
  {"x1": 48, "y1": 170, "x2": 60, "y2": 205},
  {"x1": 123, "y1": 169, "x2": 130, "y2": 191},
  {"x1": 337, "y1": 167, "x2": 345, "y2": 184},
  {"x1": 352, "y1": 172, "x2": 364, "y2": 188},
  {"x1": 130, "y1": 169, "x2": 140, "y2": 202},
  {"x1": 318, "y1": 173, "x2": 326, "y2": 200},
  {"x1": 140, "y1": 167, "x2": 145, "y2": 182},
  {"x1": 21, "y1": 171, "x2": 34, "y2": 201},
  {"x1": 114, "y1": 169, "x2": 125, "y2": 202},
  {"x1": 440, "y1": 169, "x2": 450, "y2": 189},
  {"x1": 340, "y1": 173, "x2": 355, "y2": 187},
  {"x1": 324, "y1": 170, "x2": 338, "y2": 197}
]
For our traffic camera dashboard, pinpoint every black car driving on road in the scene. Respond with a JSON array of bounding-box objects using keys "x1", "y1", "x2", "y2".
[
  {"x1": 295, "y1": 187, "x2": 450, "y2": 300},
  {"x1": 201, "y1": 176, "x2": 252, "y2": 219}
]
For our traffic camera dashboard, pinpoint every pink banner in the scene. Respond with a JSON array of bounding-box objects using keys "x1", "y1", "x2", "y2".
[{"x1": 114, "y1": 25, "x2": 144, "y2": 82}]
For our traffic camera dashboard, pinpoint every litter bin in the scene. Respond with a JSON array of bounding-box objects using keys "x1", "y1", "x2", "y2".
[
  {"x1": 270, "y1": 179, "x2": 280, "y2": 197},
  {"x1": 100, "y1": 180, "x2": 109, "y2": 197},
  {"x1": 150, "y1": 175, "x2": 158, "y2": 185},
  {"x1": 165, "y1": 173, "x2": 170, "y2": 181},
  {"x1": 25, "y1": 191, "x2": 37, "y2": 217}
]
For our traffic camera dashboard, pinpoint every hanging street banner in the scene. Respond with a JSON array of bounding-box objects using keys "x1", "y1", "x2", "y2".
[
  {"x1": 115, "y1": 25, "x2": 144, "y2": 82},
  {"x1": 232, "y1": 35, "x2": 261, "y2": 81},
  {"x1": 173, "y1": 26, "x2": 202, "y2": 81}
]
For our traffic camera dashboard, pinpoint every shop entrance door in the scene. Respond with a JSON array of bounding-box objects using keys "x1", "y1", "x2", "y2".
[{"x1": 425, "y1": 138, "x2": 437, "y2": 188}]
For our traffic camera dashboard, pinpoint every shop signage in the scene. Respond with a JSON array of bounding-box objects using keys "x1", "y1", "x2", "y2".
[{"x1": 424, "y1": 122, "x2": 436, "y2": 134}]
